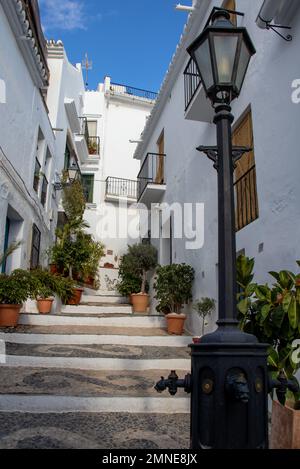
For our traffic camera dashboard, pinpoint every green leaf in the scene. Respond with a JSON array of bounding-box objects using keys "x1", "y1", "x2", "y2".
[
  {"x1": 288, "y1": 297, "x2": 298, "y2": 329},
  {"x1": 237, "y1": 298, "x2": 249, "y2": 315},
  {"x1": 269, "y1": 271, "x2": 280, "y2": 283},
  {"x1": 283, "y1": 292, "x2": 292, "y2": 313},
  {"x1": 260, "y1": 304, "x2": 272, "y2": 321},
  {"x1": 268, "y1": 347, "x2": 279, "y2": 370}
]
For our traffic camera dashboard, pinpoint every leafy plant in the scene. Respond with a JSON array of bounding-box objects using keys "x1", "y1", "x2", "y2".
[
  {"x1": 193, "y1": 298, "x2": 216, "y2": 336},
  {"x1": 0, "y1": 270, "x2": 36, "y2": 305},
  {"x1": 117, "y1": 253, "x2": 142, "y2": 297},
  {"x1": 125, "y1": 244, "x2": 158, "y2": 293},
  {"x1": 0, "y1": 241, "x2": 22, "y2": 270},
  {"x1": 30, "y1": 269, "x2": 75, "y2": 303},
  {"x1": 61, "y1": 176, "x2": 86, "y2": 221},
  {"x1": 154, "y1": 264, "x2": 195, "y2": 314},
  {"x1": 237, "y1": 255, "x2": 300, "y2": 402}
]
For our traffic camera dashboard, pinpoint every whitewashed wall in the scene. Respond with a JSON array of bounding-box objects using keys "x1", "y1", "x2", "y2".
[
  {"x1": 137, "y1": 0, "x2": 300, "y2": 334},
  {"x1": 0, "y1": 4, "x2": 56, "y2": 271}
]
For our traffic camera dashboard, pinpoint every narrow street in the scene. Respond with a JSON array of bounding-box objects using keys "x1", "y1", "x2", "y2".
[{"x1": 0, "y1": 291, "x2": 190, "y2": 449}]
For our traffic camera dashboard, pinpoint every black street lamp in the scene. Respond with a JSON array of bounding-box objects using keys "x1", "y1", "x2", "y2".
[
  {"x1": 54, "y1": 163, "x2": 80, "y2": 191},
  {"x1": 155, "y1": 9, "x2": 270, "y2": 449}
]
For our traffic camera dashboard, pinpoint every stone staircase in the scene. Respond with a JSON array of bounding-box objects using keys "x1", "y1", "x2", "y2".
[{"x1": 0, "y1": 291, "x2": 191, "y2": 449}]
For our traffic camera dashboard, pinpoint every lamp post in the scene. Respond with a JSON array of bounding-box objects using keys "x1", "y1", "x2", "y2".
[
  {"x1": 54, "y1": 163, "x2": 80, "y2": 191},
  {"x1": 155, "y1": 9, "x2": 270, "y2": 449}
]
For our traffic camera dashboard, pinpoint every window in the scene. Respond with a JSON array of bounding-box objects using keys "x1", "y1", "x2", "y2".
[
  {"x1": 64, "y1": 143, "x2": 71, "y2": 170},
  {"x1": 40, "y1": 175, "x2": 48, "y2": 207},
  {"x1": 222, "y1": 0, "x2": 237, "y2": 25},
  {"x1": 30, "y1": 224, "x2": 41, "y2": 269},
  {"x1": 82, "y1": 174, "x2": 94, "y2": 203},
  {"x1": 87, "y1": 120, "x2": 97, "y2": 137},
  {"x1": 33, "y1": 158, "x2": 41, "y2": 193},
  {"x1": 155, "y1": 130, "x2": 165, "y2": 184},
  {"x1": 233, "y1": 108, "x2": 259, "y2": 231}
]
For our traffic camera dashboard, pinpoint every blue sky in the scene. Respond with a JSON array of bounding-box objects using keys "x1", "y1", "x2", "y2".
[{"x1": 39, "y1": 0, "x2": 190, "y2": 92}]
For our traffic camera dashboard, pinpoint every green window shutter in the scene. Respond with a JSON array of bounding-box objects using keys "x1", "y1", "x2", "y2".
[{"x1": 82, "y1": 175, "x2": 94, "y2": 203}]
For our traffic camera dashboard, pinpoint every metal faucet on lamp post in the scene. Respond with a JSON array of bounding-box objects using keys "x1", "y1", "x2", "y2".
[{"x1": 155, "y1": 9, "x2": 270, "y2": 449}]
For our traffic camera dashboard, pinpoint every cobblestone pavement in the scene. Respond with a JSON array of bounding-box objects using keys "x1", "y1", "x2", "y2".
[
  {"x1": 0, "y1": 367, "x2": 188, "y2": 397},
  {"x1": 5, "y1": 343, "x2": 190, "y2": 359},
  {"x1": 0, "y1": 412, "x2": 190, "y2": 449}
]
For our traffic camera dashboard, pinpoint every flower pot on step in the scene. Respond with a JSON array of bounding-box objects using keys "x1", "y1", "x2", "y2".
[
  {"x1": 0, "y1": 304, "x2": 22, "y2": 327},
  {"x1": 37, "y1": 298, "x2": 54, "y2": 314},
  {"x1": 166, "y1": 313, "x2": 187, "y2": 335},
  {"x1": 270, "y1": 400, "x2": 300, "y2": 449},
  {"x1": 131, "y1": 293, "x2": 149, "y2": 313},
  {"x1": 67, "y1": 287, "x2": 84, "y2": 306}
]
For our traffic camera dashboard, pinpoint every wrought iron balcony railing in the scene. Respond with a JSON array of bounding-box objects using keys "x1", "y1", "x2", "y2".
[
  {"x1": 137, "y1": 153, "x2": 166, "y2": 201},
  {"x1": 234, "y1": 165, "x2": 259, "y2": 232},
  {"x1": 110, "y1": 83, "x2": 158, "y2": 101},
  {"x1": 184, "y1": 58, "x2": 202, "y2": 111},
  {"x1": 106, "y1": 177, "x2": 138, "y2": 200}
]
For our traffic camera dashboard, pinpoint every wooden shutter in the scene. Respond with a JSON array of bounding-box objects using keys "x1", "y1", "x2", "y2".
[
  {"x1": 30, "y1": 224, "x2": 41, "y2": 270},
  {"x1": 155, "y1": 130, "x2": 165, "y2": 184},
  {"x1": 233, "y1": 109, "x2": 259, "y2": 231}
]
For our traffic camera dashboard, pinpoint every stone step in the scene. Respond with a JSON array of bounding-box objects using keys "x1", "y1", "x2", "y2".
[
  {"x1": 0, "y1": 367, "x2": 188, "y2": 398},
  {"x1": 81, "y1": 295, "x2": 129, "y2": 304},
  {"x1": 18, "y1": 313, "x2": 165, "y2": 328},
  {"x1": 0, "y1": 412, "x2": 190, "y2": 448},
  {"x1": 1, "y1": 355, "x2": 190, "y2": 371},
  {"x1": 61, "y1": 305, "x2": 132, "y2": 315},
  {"x1": 1, "y1": 331, "x2": 192, "y2": 347},
  {"x1": 5, "y1": 343, "x2": 190, "y2": 360},
  {"x1": 1, "y1": 325, "x2": 186, "y2": 336},
  {"x1": 0, "y1": 395, "x2": 190, "y2": 415}
]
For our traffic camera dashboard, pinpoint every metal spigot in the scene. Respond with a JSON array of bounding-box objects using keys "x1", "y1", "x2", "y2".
[
  {"x1": 155, "y1": 370, "x2": 192, "y2": 396},
  {"x1": 269, "y1": 370, "x2": 300, "y2": 406}
]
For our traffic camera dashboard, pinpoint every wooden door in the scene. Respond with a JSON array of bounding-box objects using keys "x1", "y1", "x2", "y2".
[{"x1": 155, "y1": 130, "x2": 165, "y2": 184}]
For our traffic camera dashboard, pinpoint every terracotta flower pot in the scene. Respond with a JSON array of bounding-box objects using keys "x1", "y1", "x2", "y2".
[
  {"x1": 131, "y1": 293, "x2": 149, "y2": 313},
  {"x1": 270, "y1": 400, "x2": 300, "y2": 449},
  {"x1": 166, "y1": 313, "x2": 187, "y2": 335},
  {"x1": 67, "y1": 287, "x2": 84, "y2": 306},
  {"x1": 0, "y1": 304, "x2": 22, "y2": 327},
  {"x1": 37, "y1": 298, "x2": 54, "y2": 314},
  {"x1": 49, "y1": 264, "x2": 58, "y2": 275}
]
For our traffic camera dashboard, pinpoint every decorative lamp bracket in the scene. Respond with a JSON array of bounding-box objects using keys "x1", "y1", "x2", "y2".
[
  {"x1": 258, "y1": 16, "x2": 292, "y2": 42},
  {"x1": 197, "y1": 145, "x2": 252, "y2": 171}
]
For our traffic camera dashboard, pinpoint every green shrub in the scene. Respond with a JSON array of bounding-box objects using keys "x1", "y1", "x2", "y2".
[
  {"x1": 193, "y1": 298, "x2": 216, "y2": 335},
  {"x1": 154, "y1": 264, "x2": 195, "y2": 314},
  {"x1": 0, "y1": 270, "x2": 36, "y2": 305},
  {"x1": 237, "y1": 255, "x2": 300, "y2": 403}
]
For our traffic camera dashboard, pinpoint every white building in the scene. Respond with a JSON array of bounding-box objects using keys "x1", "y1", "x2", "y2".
[
  {"x1": 134, "y1": 0, "x2": 300, "y2": 334},
  {"x1": 46, "y1": 39, "x2": 86, "y2": 229},
  {"x1": 83, "y1": 77, "x2": 156, "y2": 290},
  {"x1": 0, "y1": 0, "x2": 56, "y2": 272}
]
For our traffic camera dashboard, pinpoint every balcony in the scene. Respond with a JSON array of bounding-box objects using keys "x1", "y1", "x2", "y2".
[
  {"x1": 184, "y1": 58, "x2": 214, "y2": 123},
  {"x1": 105, "y1": 177, "x2": 138, "y2": 202},
  {"x1": 137, "y1": 153, "x2": 166, "y2": 207},
  {"x1": 110, "y1": 83, "x2": 158, "y2": 102}
]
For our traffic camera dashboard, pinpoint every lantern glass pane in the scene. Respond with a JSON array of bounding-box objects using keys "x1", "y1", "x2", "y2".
[
  {"x1": 193, "y1": 38, "x2": 214, "y2": 90},
  {"x1": 214, "y1": 34, "x2": 238, "y2": 84},
  {"x1": 235, "y1": 40, "x2": 251, "y2": 92},
  {"x1": 68, "y1": 169, "x2": 77, "y2": 181}
]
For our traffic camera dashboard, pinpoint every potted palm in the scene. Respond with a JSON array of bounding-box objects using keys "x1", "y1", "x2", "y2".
[
  {"x1": 30, "y1": 270, "x2": 75, "y2": 314},
  {"x1": 126, "y1": 244, "x2": 158, "y2": 313},
  {"x1": 0, "y1": 270, "x2": 34, "y2": 326},
  {"x1": 237, "y1": 255, "x2": 300, "y2": 448},
  {"x1": 154, "y1": 264, "x2": 195, "y2": 335}
]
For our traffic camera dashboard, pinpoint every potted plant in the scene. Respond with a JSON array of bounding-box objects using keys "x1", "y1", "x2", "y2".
[
  {"x1": 0, "y1": 270, "x2": 35, "y2": 327},
  {"x1": 154, "y1": 263, "x2": 195, "y2": 335},
  {"x1": 125, "y1": 244, "x2": 158, "y2": 313},
  {"x1": 193, "y1": 297, "x2": 216, "y2": 337},
  {"x1": 117, "y1": 253, "x2": 142, "y2": 303},
  {"x1": 237, "y1": 255, "x2": 300, "y2": 448}
]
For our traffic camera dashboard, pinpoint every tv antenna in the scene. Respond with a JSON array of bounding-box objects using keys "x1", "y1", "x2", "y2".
[{"x1": 82, "y1": 53, "x2": 93, "y2": 89}]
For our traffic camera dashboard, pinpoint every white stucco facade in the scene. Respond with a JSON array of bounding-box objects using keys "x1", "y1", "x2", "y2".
[
  {"x1": 134, "y1": 0, "x2": 300, "y2": 334},
  {"x1": 83, "y1": 78, "x2": 155, "y2": 289},
  {"x1": 0, "y1": 1, "x2": 55, "y2": 272}
]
